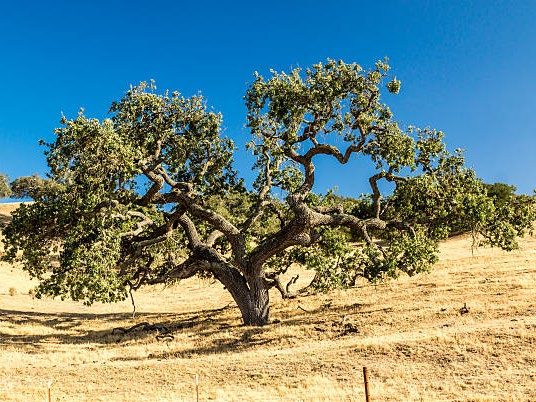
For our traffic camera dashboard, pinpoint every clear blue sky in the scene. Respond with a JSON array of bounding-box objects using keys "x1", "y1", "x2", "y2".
[{"x1": 0, "y1": 0, "x2": 535, "y2": 195}]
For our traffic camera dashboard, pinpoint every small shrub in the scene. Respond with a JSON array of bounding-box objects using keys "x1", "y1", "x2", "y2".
[{"x1": 8, "y1": 287, "x2": 17, "y2": 296}]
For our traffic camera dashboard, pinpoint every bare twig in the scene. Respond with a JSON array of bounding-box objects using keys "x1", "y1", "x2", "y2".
[
  {"x1": 128, "y1": 285, "x2": 136, "y2": 319},
  {"x1": 286, "y1": 274, "x2": 299, "y2": 294}
]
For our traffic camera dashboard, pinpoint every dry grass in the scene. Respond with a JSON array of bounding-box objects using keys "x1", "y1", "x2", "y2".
[
  {"x1": 0, "y1": 202, "x2": 19, "y2": 216},
  {"x1": 0, "y1": 204, "x2": 535, "y2": 401}
]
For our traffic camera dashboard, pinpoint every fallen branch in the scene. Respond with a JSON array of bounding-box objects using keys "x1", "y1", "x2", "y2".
[{"x1": 112, "y1": 322, "x2": 170, "y2": 336}]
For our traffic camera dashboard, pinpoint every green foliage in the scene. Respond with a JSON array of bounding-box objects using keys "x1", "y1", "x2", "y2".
[
  {"x1": 245, "y1": 59, "x2": 416, "y2": 181},
  {"x1": 484, "y1": 182, "x2": 516, "y2": 203},
  {"x1": 10, "y1": 175, "x2": 64, "y2": 200},
  {"x1": 243, "y1": 60, "x2": 534, "y2": 293},
  {"x1": 109, "y1": 83, "x2": 241, "y2": 195},
  {"x1": 477, "y1": 192, "x2": 535, "y2": 251},
  {"x1": 3, "y1": 83, "x2": 241, "y2": 304},
  {"x1": 388, "y1": 151, "x2": 485, "y2": 239},
  {"x1": 390, "y1": 171, "x2": 535, "y2": 251}
]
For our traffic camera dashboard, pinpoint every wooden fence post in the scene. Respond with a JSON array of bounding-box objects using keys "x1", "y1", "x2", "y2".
[
  {"x1": 47, "y1": 379, "x2": 53, "y2": 402},
  {"x1": 363, "y1": 367, "x2": 370, "y2": 402},
  {"x1": 195, "y1": 373, "x2": 199, "y2": 402}
]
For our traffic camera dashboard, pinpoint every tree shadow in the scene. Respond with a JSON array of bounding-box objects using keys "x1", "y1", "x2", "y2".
[
  {"x1": 112, "y1": 326, "x2": 280, "y2": 361},
  {"x1": 0, "y1": 293, "x2": 417, "y2": 358},
  {"x1": 0, "y1": 305, "x2": 239, "y2": 346},
  {"x1": 104, "y1": 297, "x2": 391, "y2": 360},
  {"x1": 0, "y1": 213, "x2": 11, "y2": 227}
]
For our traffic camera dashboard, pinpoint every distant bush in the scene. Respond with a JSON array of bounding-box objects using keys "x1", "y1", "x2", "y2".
[
  {"x1": 484, "y1": 182, "x2": 516, "y2": 203},
  {"x1": 0, "y1": 174, "x2": 11, "y2": 198},
  {"x1": 10, "y1": 175, "x2": 64, "y2": 200},
  {"x1": 8, "y1": 287, "x2": 17, "y2": 296}
]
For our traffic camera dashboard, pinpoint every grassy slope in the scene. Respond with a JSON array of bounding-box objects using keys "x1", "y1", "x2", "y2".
[{"x1": 0, "y1": 204, "x2": 535, "y2": 401}]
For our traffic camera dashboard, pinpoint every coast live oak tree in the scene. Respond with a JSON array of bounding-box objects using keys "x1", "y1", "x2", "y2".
[{"x1": 3, "y1": 60, "x2": 534, "y2": 325}]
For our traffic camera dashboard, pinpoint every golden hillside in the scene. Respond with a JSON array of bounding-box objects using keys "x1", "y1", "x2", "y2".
[{"x1": 0, "y1": 204, "x2": 535, "y2": 401}]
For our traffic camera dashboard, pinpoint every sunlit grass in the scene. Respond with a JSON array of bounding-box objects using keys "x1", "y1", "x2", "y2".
[{"x1": 1, "y1": 205, "x2": 535, "y2": 401}]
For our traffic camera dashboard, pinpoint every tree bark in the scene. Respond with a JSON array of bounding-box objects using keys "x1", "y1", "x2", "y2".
[
  {"x1": 244, "y1": 275, "x2": 270, "y2": 326},
  {"x1": 212, "y1": 264, "x2": 270, "y2": 326}
]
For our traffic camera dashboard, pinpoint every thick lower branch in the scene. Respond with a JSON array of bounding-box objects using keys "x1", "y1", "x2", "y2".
[
  {"x1": 141, "y1": 169, "x2": 165, "y2": 205},
  {"x1": 267, "y1": 272, "x2": 299, "y2": 299}
]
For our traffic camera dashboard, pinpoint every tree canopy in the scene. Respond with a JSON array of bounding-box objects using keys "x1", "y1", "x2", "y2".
[{"x1": 3, "y1": 60, "x2": 534, "y2": 325}]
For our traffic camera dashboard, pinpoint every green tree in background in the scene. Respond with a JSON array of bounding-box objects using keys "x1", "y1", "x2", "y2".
[
  {"x1": 10, "y1": 174, "x2": 64, "y2": 200},
  {"x1": 3, "y1": 60, "x2": 534, "y2": 325},
  {"x1": 0, "y1": 174, "x2": 11, "y2": 198},
  {"x1": 485, "y1": 182, "x2": 516, "y2": 202}
]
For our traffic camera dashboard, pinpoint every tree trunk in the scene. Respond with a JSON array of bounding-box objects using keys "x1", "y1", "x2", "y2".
[
  {"x1": 212, "y1": 264, "x2": 270, "y2": 326},
  {"x1": 243, "y1": 275, "x2": 270, "y2": 326}
]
